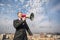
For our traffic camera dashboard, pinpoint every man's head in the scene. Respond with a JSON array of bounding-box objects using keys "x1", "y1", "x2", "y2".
[
  {"x1": 17, "y1": 12, "x2": 22, "y2": 18},
  {"x1": 17, "y1": 12, "x2": 26, "y2": 20}
]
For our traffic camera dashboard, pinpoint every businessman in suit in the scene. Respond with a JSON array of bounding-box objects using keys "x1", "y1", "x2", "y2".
[{"x1": 13, "y1": 12, "x2": 33, "y2": 40}]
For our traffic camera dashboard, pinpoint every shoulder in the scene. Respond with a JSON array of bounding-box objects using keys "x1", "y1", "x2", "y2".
[{"x1": 13, "y1": 19, "x2": 18, "y2": 22}]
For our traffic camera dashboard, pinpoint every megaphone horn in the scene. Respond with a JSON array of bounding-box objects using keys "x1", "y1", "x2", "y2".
[
  {"x1": 26, "y1": 13, "x2": 34, "y2": 21},
  {"x1": 30, "y1": 13, "x2": 34, "y2": 21}
]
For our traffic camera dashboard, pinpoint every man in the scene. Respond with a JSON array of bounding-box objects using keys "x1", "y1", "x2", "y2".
[{"x1": 13, "y1": 12, "x2": 33, "y2": 40}]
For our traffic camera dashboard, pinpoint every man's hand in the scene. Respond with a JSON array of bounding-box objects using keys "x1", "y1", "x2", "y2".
[{"x1": 22, "y1": 17, "x2": 26, "y2": 21}]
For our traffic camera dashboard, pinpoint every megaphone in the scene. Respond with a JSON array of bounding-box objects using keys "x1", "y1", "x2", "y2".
[{"x1": 22, "y1": 13, "x2": 34, "y2": 21}]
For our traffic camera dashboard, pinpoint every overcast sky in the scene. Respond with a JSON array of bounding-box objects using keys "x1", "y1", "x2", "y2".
[{"x1": 0, "y1": 0, "x2": 60, "y2": 34}]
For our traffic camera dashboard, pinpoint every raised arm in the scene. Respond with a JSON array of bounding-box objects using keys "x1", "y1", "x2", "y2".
[{"x1": 25, "y1": 21, "x2": 33, "y2": 35}]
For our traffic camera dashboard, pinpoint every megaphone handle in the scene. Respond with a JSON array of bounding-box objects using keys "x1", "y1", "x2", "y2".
[{"x1": 22, "y1": 17, "x2": 26, "y2": 21}]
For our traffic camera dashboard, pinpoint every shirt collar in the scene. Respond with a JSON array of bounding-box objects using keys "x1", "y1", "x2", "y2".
[{"x1": 18, "y1": 18, "x2": 21, "y2": 20}]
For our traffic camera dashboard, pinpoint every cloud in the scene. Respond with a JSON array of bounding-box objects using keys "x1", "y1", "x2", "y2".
[
  {"x1": 0, "y1": 0, "x2": 60, "y2": 33},
  {"x1": 7, "y1": 4, "x2": 12, "y2": 7},
  {"x1": 0, "y1": 3, "x2": 5, "y2": 6},
  {"x1": 19, "y1": 0, "x2": 25, "y2": 3},
  {"x1": 50, "y1": 4, "x2": 60, "y2": 13},
  {"x1": 25, "y1": 0, "x2": 60, "y2": 33},
  {"x1": 14, "y1": 0, "x2": 18, "y2": 2},
  {"x1": 24, "y1": 0, "x2": 51, "y2": 33},
  {"x1": 0, "y1": 18, "x2": 15, "y2": 33}
]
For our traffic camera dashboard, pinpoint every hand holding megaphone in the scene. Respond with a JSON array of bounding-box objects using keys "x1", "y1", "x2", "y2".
[{"x1": 22, "y1": 17, "x2": 26, "y2": 21}]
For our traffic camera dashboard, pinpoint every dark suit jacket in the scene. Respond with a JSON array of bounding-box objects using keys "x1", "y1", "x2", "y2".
[{"x1": 13, "y1": 19, "x2": 32, "y2": 40}]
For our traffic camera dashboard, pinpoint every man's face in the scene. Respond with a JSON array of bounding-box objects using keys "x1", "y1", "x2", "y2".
[{"x1": 18, "y1": 12, "x2": 22, "y2": 18}]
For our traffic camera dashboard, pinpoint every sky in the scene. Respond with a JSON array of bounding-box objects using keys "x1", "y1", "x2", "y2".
[{"x1": 0, "y1": 0, "x2": 60, "y2": 34}]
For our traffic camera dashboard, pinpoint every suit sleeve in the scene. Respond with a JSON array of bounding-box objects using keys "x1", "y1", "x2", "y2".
[
  {"x1": 13, "y1": 20, "x2": 23, "y2": 29},
  {"x1": 25, "y1": 21, "x2": 33, "y2": 35}
]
